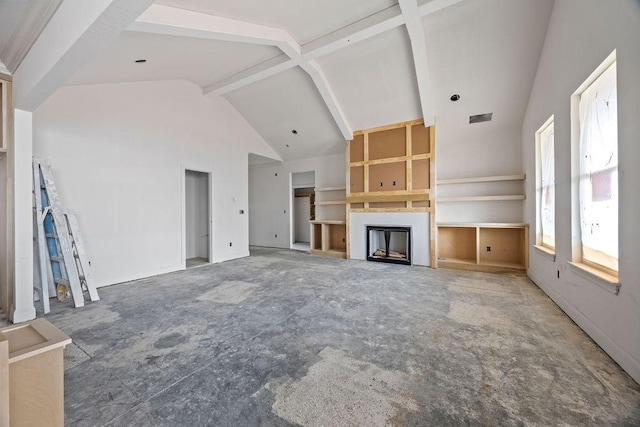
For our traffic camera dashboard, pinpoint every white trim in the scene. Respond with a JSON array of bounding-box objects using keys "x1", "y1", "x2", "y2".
[
  {"x1": 528, "y1": 270, "x2": 639, "y2": 384},
  {"x1": 534, "y1": 114, "x2": 555, "y2": 247},
  {"x1": 566, "y1": 261, "x2": 620, "y2": 294}
]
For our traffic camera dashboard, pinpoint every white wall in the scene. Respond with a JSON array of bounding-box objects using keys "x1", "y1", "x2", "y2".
[
  {"x1": 33, "y1": 80, "x2": 279, "y2": 287},
  {"x1": 249, "y1": 153, "x2": 344, "y2": 248},
  {"x1": 185, "y1": 170, "x2": 209, "y2": 260},
  {"x1": 522, "y1": 0, "x2": 640, "y2": 383},
  {"x1": 437, "y1": 123, "x2": 523, "y2": 223}
]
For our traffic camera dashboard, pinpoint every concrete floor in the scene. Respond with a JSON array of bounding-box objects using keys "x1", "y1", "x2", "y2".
[
  {"x1": 44, "y1": 247, "x2": 640, "y2": 426},
  {"x1": 186, "y1": 257, "x2": 209, "y2": 268}
]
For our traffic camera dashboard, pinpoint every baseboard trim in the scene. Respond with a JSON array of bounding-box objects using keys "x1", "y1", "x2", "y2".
[
  {"x1": 10, "y1": 304, "x2": 37, "y2": 324},
  {"x1": 529, "y1": 270, "x2": 640, "y2": 385}
]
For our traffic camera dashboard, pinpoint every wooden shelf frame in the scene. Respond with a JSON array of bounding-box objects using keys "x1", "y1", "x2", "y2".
[
  {"x1": 438, "y1": 195, "x2": 525, "y2": 202},
  {"x1": 437, "y1": 174, "x2": 525, "y2": 185},
  {"x1": 437, "y1": 223, "x2": 529, "y2": 273},
  {"x1": 346, "y1": 119, "x2": 436, "y2": 265}
]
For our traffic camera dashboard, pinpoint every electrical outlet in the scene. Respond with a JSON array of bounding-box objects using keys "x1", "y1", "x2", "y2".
[
  {"x1": 557, "y1": 270, "x2": 560, "y2": 279},
  {"x1": 380, "y1": 182, "x2": 383, "y2": 186},
  {"x1": 275, "y1": 234, "x2": 278, "y2": 238},
  {"x1": 229, "y1": 242, "x2": 232, "y2": 247},
  {"x1": 486, "y1": 246, "x2": 491, "y2": 252},
  {"x1": 392, "y1": 181, "x2": 396, "y2": 186},
  {"x1": 239, "y1": 209, "x2": 244, "y2": 214}
]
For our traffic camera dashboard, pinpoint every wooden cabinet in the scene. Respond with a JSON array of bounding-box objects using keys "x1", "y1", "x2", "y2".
[
  {"x1": 437, "y1": 223, "x2": 528, "y2": 273},
  {"x1": 0, "y1": 319, "x2": 72, "y2": 426},
  {"x1": 310, "y1": 187, "x2": 347, "y2": 259}
]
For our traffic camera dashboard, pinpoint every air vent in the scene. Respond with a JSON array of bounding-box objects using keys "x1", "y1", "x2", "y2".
[{"x1": 469, "y1": 113, "x2": 493, "y2": 124}]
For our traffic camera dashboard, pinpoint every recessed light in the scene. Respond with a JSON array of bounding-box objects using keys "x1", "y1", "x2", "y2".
[
  {"x1": 291, "y1": 130, "x2": 298, "y2": 135},
  {"x1": 135, "y1": 59, "x2": 147, "y2": 63},
  {"x1": 450, "y1": 94, "x2": 460, "y2": 101}
]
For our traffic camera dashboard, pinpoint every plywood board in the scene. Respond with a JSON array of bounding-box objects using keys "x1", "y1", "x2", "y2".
[
  {"x1": 311, "y1": 224, "x2": 322, "y2": 250},
  {"x1": 349, "y1": 134, "x2": 364, "y2": 163},
  {"x1": 10, "y1": 349, "x2": 64, "y2": 427},
  {"x1": 350, "y1": 166, "x2": 364, "y2": 193},
  {"x1": 350, "y1": 203, "x2": 365, "y2": 209},
  {"x1": 328, "y1": 224, "x2": 346, "y2": 251},
  {"x1": 412, "y1": 200, "x2": 430, "y2": 208},
  {"x1": 369, "y1": 202, "x2": 406, "y2": 209},
  {"x1": 412, "y1": 159, "x2": 430, "y2": 190},
  {"x1": 437, "y1": 227, "x2": 477, "y2": 262},
  {"x1": 368, "y1": 127, "x2": 406, "y2": 160},
  {"x1": 411, "y1": 124, "x2": 430, "y2": 155},
  {"x1": 369, "y1": 162, "x2": 406, "y2": 192},
  {"x1": 478, "y1": 228, "x2": 525, "y2": 266},
  {"x1": 0, "y1": 333, "x2": 8, "y2": 427}
]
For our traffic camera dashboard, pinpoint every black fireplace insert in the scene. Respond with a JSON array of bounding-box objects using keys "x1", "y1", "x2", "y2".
[{"x1": 366, "y1": 226, "x2": 411, "y2": 265}]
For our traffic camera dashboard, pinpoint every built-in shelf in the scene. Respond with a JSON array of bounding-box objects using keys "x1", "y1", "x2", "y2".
[
  {"x1": 437, "y1": 174, "x2": 526, "y2": 185},
  {"x1": 314, "y1": 186, "x2": 346, "y2": 192},
  {"x1": 437, "y1": 195, "x2": 525, "y2": 202},
  {"x1": 437, "y1": 223, "x2": 529, "y2": 273},
  {"x1": 314, "y1": 200, "x2": 346, "y2": 206}
]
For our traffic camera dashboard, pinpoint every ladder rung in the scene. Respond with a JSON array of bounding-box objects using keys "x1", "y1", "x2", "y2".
[
  {"x1": 45, "y1": 233, "x2": 57, "y2": 238},
  {"x1": 50, "y1": 256, "x2": 64, "y2": 262},
  {"x1": 54, "y1": 278, "x2": 69, "y2": 285}
]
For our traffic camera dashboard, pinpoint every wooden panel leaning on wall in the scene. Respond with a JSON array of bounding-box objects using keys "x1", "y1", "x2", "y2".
[{"x1": 345, "y1": 119, "x2": 436, "y2": 265}]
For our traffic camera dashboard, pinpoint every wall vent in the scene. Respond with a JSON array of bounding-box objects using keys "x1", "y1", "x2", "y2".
[{"x1": 469, "y1": 113, "x2": 493, "y2": 124}]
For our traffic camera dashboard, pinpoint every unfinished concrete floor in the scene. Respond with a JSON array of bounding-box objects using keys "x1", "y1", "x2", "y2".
[{"x1": 45, "y1": 247, "x2": 640, "y2": 426}]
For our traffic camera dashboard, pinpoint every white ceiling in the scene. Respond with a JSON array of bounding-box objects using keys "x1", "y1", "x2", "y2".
[
  {"x1": 0, "y1": 0, "x2": 62, "y2": 73},
  {"x1": 59, "y1": 0, "x2": 554, "y2": 162},
  {"x1": 156, "y1": 0, "x2": 398, "y2": 45},
  {"x1": 66, "y1": 31, "x2": 281, "y2": 87}
]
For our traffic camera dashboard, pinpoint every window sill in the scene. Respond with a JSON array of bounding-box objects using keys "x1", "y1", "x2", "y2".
[
  {"x1": 566, "y1": 261, "x2": 621, "y2": 295},
  {"x1": 533, "y1": 245, "x2": 556, "y2": 261}
]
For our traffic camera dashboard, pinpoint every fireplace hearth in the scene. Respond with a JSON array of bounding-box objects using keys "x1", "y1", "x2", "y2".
[{"x1": 366, "y1": 226, "x2": 411, "y2": 265}]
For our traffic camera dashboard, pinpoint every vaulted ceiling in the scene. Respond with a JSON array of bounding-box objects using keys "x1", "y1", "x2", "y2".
[{"x1": 60, "y1": 0, "x2": 554, "y2": 162}]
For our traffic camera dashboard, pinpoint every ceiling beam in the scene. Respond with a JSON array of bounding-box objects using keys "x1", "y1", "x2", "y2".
[
  {"x1": 13, "y1": 0, "x2": 154, "y2": 111},
  {"x1": 130, "y1": 4, "x2": 353, "y2": 139},
  {"x1": 197, "y1": 0, "x2": 463, "y2": 102},
  {"x1": 399, "y1": 0, "x2": 435, "y2": 126}
]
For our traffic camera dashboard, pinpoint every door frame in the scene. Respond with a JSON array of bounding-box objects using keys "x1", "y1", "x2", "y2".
[{"x1": 181, "y1": 165, "x2": 213, "y2": 268}]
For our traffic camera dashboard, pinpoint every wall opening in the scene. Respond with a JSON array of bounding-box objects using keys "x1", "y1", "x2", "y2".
[
  {"x1": 291, "y1": 171, "x2": 315, "y2": 252},
  {"x1": 185, "y1": 170, "x2": 210, "y2": 268}
]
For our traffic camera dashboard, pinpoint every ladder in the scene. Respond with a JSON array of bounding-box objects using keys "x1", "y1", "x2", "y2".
[{"x1": 33, "y1": 159, "x2": 99, "y2": 312}]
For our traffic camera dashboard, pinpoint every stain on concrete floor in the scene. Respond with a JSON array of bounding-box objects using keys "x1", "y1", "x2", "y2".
[
  {"x1": 40, "y1": 247, "x2": 640, "y2": 426},
  {"x1": 269, "y1": 346, "x2": 419, "y2": 426}
]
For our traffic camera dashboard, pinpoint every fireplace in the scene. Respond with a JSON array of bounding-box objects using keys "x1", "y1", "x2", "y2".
[{"x1": 366, "y1": 226, "x2": 411, "y2": 265}]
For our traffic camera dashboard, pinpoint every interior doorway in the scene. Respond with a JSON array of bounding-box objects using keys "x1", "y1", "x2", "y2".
[
  {"x1": 291, "y1": 171, "x2": 315, "y2": 252},
  {"x1": 185, "y1": 170, "x2": 210, "y2": 268}
]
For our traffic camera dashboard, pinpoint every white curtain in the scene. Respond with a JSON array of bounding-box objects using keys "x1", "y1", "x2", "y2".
[
  {"x1": 578, "y1": 62, "x2": 618, "y2": 270},
  {"x1": 540, "y1": 122, "x2": 555, "y2": 248}
]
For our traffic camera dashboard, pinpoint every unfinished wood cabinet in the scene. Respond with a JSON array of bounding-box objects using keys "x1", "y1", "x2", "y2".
[
  {"x1": 0, "y1": 318, "x2": 71, "y2": 427},
  {"x1": 437, "y1": 223, "x2": 529, "y2": 273},
  {"x1": 310, "y1": 187, "x2": 347, "y2": 259}
]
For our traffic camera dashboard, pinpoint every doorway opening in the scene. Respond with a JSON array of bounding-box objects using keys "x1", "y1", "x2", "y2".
[
  {"x1": 291, "y1": 171, "x2": 315, "y2": 252},
  {"x1": 185, "y1": 170, "x2": 210, "y2": 268}
]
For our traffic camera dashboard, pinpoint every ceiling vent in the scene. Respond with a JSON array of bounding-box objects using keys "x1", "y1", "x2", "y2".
[{"x1": 469, "y1": 113, "x2": 493, "y2": 124}]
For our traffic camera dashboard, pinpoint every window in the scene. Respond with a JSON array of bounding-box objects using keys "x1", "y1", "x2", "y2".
[
  {"x1": 536, "y1": 117, "x2": 555, "y2": 251},
  {"x1": 575, "y1": 58, "x2": 618, "y2": 275}
]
